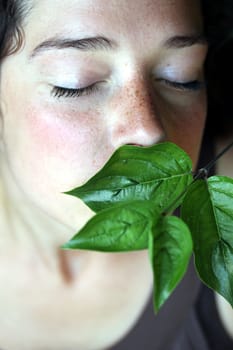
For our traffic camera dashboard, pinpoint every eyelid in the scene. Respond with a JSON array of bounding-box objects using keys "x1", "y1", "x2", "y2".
[{"x1": 157, "y1": 78, "x2": 206, "y2": 92}]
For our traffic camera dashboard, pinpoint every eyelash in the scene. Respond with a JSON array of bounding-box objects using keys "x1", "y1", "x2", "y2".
[
  {"x1": 159, "y1": 79, "x2": 205, "y2": 92},
  {"x1": 51, "y1": 83, "x2": 99, "y2": 98},
  {"x1": 51, "y1": 79, "x2": 204, "y2": 99}
]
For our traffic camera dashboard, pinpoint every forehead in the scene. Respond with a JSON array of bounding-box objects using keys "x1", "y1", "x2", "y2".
[{"x1": 25, "y1": 0, "x2": 203, "y2": 47}]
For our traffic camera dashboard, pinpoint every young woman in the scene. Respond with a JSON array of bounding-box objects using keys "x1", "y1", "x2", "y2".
[{"x1": 0, "y1": 1, "x2": 231, "y2": 349}]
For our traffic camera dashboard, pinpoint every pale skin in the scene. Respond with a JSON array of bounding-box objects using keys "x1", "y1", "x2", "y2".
[{"x1": 0, "y1": 0, "x2": 208, "y2": 349}]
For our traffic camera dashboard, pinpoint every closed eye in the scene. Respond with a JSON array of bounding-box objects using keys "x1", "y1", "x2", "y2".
[
  {"x1": 51, "y1": 82, "x2": 100, "y2": 98},
  {"x1": 158, "y1": 79, "x2": 205, "y2": 92}
]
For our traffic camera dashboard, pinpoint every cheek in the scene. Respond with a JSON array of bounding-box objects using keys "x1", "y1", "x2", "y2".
[
  {"x1": 27, "y1": 105, "x2": 93, "y2": 158},
  {"x1": 22, "y1": 103, "x2": 111, "y2": 189},
  {"x1": 161, "y1": 96, "x2": 207, "y2": 168}
]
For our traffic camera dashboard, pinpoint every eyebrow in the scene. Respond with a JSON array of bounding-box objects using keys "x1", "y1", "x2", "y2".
[
  {"x1": 29, "y1": 33, "x2": 207, "y2": 59},
  {"x1": 164, "y1": 34, "x2": 208, "y2": 49},
  {"x1": 29, "y1": 36, "x2": 116, "y2": 58}
]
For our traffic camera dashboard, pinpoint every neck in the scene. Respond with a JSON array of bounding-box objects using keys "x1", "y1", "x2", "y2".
[
  {"x1": 0, "y1": 155, "x2": 82, "y2": 281},
  {"x1": 0, "y1": 154, "x2": 153, "y2": 350}
]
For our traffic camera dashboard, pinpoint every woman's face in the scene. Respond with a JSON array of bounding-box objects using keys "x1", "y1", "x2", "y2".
[{"x1": 0, "y1": 0, "x2": 207, "y2": 230}]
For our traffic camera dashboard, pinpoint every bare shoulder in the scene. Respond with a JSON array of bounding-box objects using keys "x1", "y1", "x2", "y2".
[{"x1": 215, "y1": 293, "x2": 233, "y2": 339}]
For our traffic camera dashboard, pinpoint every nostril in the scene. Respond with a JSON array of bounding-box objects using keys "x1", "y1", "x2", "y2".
[{"x1": 109, "y1": 115, "x2": 166, "y2": 149}]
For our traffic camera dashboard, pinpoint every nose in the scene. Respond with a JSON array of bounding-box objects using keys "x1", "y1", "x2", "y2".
[{"x1": 109, "y1": 80, "x2": 165, "y2": 148}]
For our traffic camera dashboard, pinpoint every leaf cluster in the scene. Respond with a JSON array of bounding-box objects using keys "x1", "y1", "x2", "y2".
[{"x1": 62, "y1": 142, "x2": 233, "y2": 312}]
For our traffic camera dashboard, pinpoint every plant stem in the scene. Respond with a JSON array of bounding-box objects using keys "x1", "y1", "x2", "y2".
[{"x1": 202, "y1": 139, "x2": 233, "y2": 174}]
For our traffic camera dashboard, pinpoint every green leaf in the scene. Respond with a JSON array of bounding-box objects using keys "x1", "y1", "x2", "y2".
[
  {"x1": 62, "y1": 201, "x2": 158, "y2": 252},
  {"x1": 149, "y1": 216, "x2": 193, "y2": 312},
  {"x1": 181, "y1": 176, "x2": 233, "y2": 307},
  {"x1": 65, "y1": 142, "x2": 193, "y2": 213}
]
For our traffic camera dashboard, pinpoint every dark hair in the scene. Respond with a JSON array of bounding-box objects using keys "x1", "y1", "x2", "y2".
[
  {"x1": 0, "y1": 0, "x2": 31, "y2": 59},
  {"x1": 0, "y1": 0, "x2": 233, "y2": 136},
  {"x1": 201, "y1": 0, "x2": 233, "y2": 138}
]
